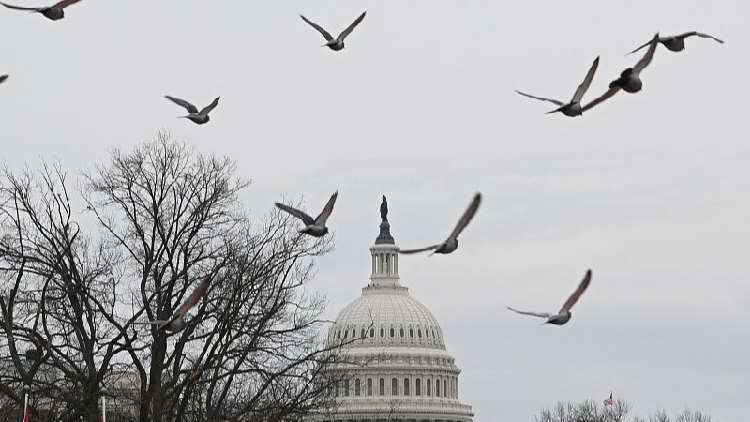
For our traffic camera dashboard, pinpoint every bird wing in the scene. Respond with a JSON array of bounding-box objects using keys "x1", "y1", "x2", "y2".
[
  {"x1": 165, "y1": 96, "x2": 199, "y2": 114},
  {"x1": 580, "y1": 86, "x2": 620, "y2": 113},
  {"x1": 399, "y1": 245, "x2": 441, "y2": 254},
  {"x1": 627, "y1": 38, "x2": 657, "y2": 56},
  {"x1": 338, "y1": 11, "x2": 366, "y2": 41},
  {"x1": 448, "y1": 192, "x2": 482, "y2": 240},
  {"x1": 634, "y1": 33, "x2": 659, "y2": 73},
  {"x1": 571, "y1": 56, "x2": 600, "y2": 103},
  {"x1": 199, "y1": 97, "x2": 220, "y2": 115},
  {"x1": 314, "y1": 191, "x2": 338, "y2": 225},
  {"x1": 559, "y1": 269, "x2": 592, "y2": 313},
  {"x1": 0, "y1": 75, "x2": 8, "y2": 84},
  {"x1": 176, "y1": 277, "x2": 211, "y2": 318},
  {"x1": 0, "y1": 2, "x2": 42, "y2": 10},
  {"x1": 276, "y1": 202, "x2": 315, "y2": 226},
  {"x1": 52, "y1": 0, "x2": 82, "y2": 9},
  {"x1": 506, "y1": 307, "x2": 552, "y2": 319},
  {"x1": 515, "y1": 90, "x2": 565, "y2": 106},
  {"x1": 300, "y1": 15, "x2": 333, "y2": 41},
  {"x1": 678, "y1": 31, "x2": 724, "y2": 44}
]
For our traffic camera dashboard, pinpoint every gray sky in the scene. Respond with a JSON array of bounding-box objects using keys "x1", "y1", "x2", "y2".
[{"x1": 1, "y1": 0, "x2": 749, "y2": 420}]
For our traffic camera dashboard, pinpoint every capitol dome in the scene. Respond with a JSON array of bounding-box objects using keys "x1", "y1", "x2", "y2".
[{"x1": 313, "y1": 197, "x2": 473, "y2": 422}]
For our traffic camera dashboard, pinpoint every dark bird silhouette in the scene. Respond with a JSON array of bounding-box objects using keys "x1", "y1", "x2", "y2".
[
  {"x1": 0, "y1": 75, "x2": 8, "y2": 84},
  {"x1": 300, "y1": 11, "x2": 367, "y2": 51},
  {"x1": 507, "y1": 269, "x2": 592, "y2": 326},
  {"x1": 516, "y1": 56, "x2": 600, "y2": 117},
  {"x1": 146, "y1": 278, "x2": 211, "y2": 333},
  {"x1": 276, "y1": 191, "x2": 338, "y2": 237},
  {"x1": 628, "y1": 31, "x2": 723, "y2": 55},
  {"x1": 400, "y1": 193, "x2": 482, "y2": 255},
  {"x1": 0, "y1": 0, "x2": 82, "y2": 21},
  {"x1": 165, "y1": 96, "x2": 220, "y2": 125},
  {"x1": 581, "y1": 33, "x2": 660, "y2": 113}
]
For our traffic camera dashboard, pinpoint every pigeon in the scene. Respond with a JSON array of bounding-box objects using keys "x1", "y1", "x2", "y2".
[
  {"x1": 507, "y1": 269, "x2": 592, "y2": 326},
  {"x1": 276, "y1": 191, "x2": 338, "y2": 237},
  {"x1": 628, "y1": 31, "x2": 724, "y2": 55},
  {"x1": 300, "y1": 11, "x2": 366, "y2": 51},
  {"x1": 0, "y1": 75, "x2": 8, "y2": 84},
  {"x1": 516, "y1": 56, "x2": 600, "y2": 117},
  {"x1": 608, "y1": 33, "x2": 660, "y2": 94},
  {"x1": 165, "y1": 96, "x2": 220, "y2": 125},
  {"x1": 580, "y1": 34, "x2": 660, "y2": 113},
  {"x1": 400, "y1": 193, "x2": 482, "y2": 255},
  {"x1": 146, "y1": 278, "x2": 210, "y2": 333},
  {"x1": 0, "y1": 0, "x2": 82, "y2": 21}
]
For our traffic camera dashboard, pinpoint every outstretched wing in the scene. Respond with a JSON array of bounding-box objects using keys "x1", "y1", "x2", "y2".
[
  {"x1": 515, "y1": 90, "x2": 565, "y2": 107},
  {"x1": 314, "y1": 191, "x2": 338, "y2": 225},
  {"x1": 0, "y1": 2, "x2": 42, "y2": 11},
  {"x1": 338, "y1": 11, "x2": 366, "y2": 41},
  {"x1": 559, "y1": 269, "x2": 592, "y2": 313},
  {"x1": 0, "y1": 75, "x2": 8, "y2": 84},
  {"x1": 678, "y1": 31, "x2": 724, "y2": 44},
  {"x1": 506, "y1": 307, "x2": 552, "y2": 319},
  {"x1": 300, "y1": 14, "x2": 333, "y2": 41},
  {"x1": 276, "y1": 202, "x2": 315, "y2": 226},
  {"x1": 176, "y1": 277, "x2": 211, "y2": 318},
  {"x1": 199, "y1": 97, "x2": 220, "y2": 115},
  {"x1": 580, "y1": 86, "x2": 620, "y2": 113},
  {"x1": 399, "y1": 245, "x2": 441, "y2": 255},
  {"x1": 448, "y1": 192, "x2": 482, "y2": 240},
  {"x1": 627, "y1": 38, "x2": 657, "y2": 56},
  {"x1": 571, "y1": 56, "x2": 600, "y2": 103},
  {"x1": 634, "y1": 33, "x2": 659, "y2": 73},
  {"x1": 52, "y1": 0, "x2": 82, "y2": 9},
  {"x1": 165, "y1": 96, "x2": 199, "y2": 114}
]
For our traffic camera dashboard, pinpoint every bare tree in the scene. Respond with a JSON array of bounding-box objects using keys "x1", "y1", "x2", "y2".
[
  {"x1": 1, "y1": 133, "x2": 344, "y2": 421},
  {"x1": 535, "y1": 398, "x2": 715, "y2": 422},
  {"x1": 0, "y1": 161, "x2": 123, "y2": 421}
]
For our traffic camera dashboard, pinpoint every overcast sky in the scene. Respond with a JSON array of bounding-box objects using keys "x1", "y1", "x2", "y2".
[{"x1": 1, "y1": 0, "x2": 749, "y2": 420}]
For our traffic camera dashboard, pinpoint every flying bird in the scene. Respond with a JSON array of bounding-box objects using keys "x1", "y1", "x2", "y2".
[
  {"x1": 506, "y1": 269, "x2": 592, "y2": 326},
  {"x1": 276, "y1": 191, "x2": 338, "y2": 237},
  {"x1": 165, "y1": 95, "x2": 220, "y2": 125},
  {"x1": 580, "y1": 34, "x2": 660, "y2": 113},
  {"x1": 300, "y1": 11, "x2": 367, "y2": 51},
  {"x1": 516, "y1": 56, "x2": 600, "y2": 117},
  {"x1": 400, "y1": 193, "x2": 482, "y2": 255},
  {"x1": 0, "y1": 75, "x2": 7, "y2": 84},
  {"x1": 0, "y1": 0, "x2": 82, "y2": 21},
  {"x1": 146, "y1": 278, "x2": 210, "y2": 333},
  {"x1": 628, "y1": 31, "x2": 724, "y2": 55}
]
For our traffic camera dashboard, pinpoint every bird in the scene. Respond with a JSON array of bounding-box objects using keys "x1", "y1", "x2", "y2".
[
  {"x1": 165, "y1": 96, "x2": 220, "y2": 125},
  {"x1": 400, "y1": 193, "x2": 482, "y2": 255},
  {"x1": 0, "y1": 0, "x2": 82, "y2": 21},
  {"x1": 300, "y1": 11, "x2": 367, "y2": 51},
  {"x1": 506, "y1": 269, "x2": 592, "y2": 326},
  {"x1": 145, "y1": 278, "x2": 210, "y2": 333},
  {"x1": 0, "y1": 75, "x2": 8, "y2": 84},
  {"x1": 276, "y1": 191, "x2": 338, "y2": 237},
  {"x1": 580, "y1": 33, "x2": 660, "y2": 113},
  {"x1": 516, "y1": 56, "x2": 600, "y2": 117},
  {"x1": 628, "y1": 31, "x2": 724, "y2": 55}
]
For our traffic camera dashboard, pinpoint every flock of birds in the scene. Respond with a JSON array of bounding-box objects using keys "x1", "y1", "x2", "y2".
[
  {"x1": 516, "y1": 31, "x2": 724, "y2": 116},
  {"x1": 0, "y1": 2, "x2": 725, "y2": 330}
]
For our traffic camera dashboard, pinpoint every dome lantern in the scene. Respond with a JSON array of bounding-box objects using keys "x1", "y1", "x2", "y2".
[{"x1": 369, "y1": 195, "x2": 400, "y2": 287}]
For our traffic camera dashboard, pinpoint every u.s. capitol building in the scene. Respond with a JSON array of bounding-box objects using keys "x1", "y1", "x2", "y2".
[{"x1": 313, "y1": 198, "x2": 473, "y2": 422}]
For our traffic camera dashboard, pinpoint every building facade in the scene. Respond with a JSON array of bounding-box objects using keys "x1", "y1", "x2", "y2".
[{"x1": 313, "y1": 198, "x2": 473, "y2": 422}]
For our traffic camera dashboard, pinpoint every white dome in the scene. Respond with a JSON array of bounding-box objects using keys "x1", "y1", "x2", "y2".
[
  {"x1": 312, "y1": 207, "x2": 473, "y2": 422},
  {"x1": 329, "y1": 285, "x2": 446, "y2": 350}
]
